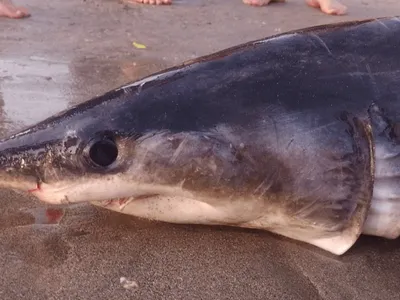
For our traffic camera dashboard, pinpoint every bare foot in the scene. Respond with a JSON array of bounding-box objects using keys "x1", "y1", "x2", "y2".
[
  {"x1": 0, "y1": 0, "x2": 30, "y2": 18},
  {"x1": 306, "y1": 0, "x2": 347, "y2": 15},
  {"x1": 243, "y1": 0, "x2": 285, "y2": 6},
  {"x1": 124, "y1": 0, "x2": 172, "y2": 5}
]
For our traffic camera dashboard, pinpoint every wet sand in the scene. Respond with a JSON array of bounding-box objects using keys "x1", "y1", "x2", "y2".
[{"x1": 1, "y1": 0, "x2": 400, "y2": 299}]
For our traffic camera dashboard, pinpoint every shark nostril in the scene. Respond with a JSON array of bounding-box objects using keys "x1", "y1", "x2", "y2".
[{"x1": 88, "y1": 138, "x2": 118, "y2": 168}]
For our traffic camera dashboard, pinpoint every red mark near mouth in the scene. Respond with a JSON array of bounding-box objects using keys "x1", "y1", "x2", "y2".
[
  {"x1": 28, "y1": 182, "x2": 41, "y2": 193},
  {"x1": 44, "y1": 208, "x2": 65, "y2": 224}
]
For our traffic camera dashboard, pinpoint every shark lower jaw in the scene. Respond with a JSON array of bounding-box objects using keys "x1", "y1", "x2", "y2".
[
  {"x1": 23, "y1": 178, "x2": 400, "y2": 256},
  {"x1": 7, "y1": 170, "x2": 400, "y2": 257}
]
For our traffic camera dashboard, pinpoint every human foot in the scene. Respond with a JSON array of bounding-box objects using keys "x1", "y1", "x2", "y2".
[
  {"x1": 0, "y1": 0, "x2": 30, "y2": 18},
  {"x1": 306, "y1": 0, "x2": 347, "y2": 15},
  {"x1": 242, "y1": 0, "x2": 285, "y2": 6},
  {"x1": 124, "y1": 0, "x2": 172, "y2": 5}
]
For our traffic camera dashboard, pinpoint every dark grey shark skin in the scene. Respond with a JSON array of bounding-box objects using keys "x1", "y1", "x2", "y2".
[{"x1": 1, "y1": 17, "x2": 400, "y2": 255}]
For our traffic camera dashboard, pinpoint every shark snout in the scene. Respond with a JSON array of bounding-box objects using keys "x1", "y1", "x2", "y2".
[{"x1": 0, "y1": 134, "x2": 46, "y2": 193}]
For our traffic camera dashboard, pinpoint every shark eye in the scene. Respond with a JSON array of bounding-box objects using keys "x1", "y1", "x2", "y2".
[{"x1": 86, "y1": 137, "x2": 118, "y2": 168}]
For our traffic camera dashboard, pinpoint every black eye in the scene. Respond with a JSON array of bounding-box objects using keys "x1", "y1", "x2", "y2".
[{"x1": 87, "y1": 138, "x2": 118, "y2": 168}]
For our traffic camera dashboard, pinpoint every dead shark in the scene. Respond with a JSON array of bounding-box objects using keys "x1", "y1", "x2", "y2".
[{"x1": 1, "y1": 17, "x2": 400, "y2": 255}]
